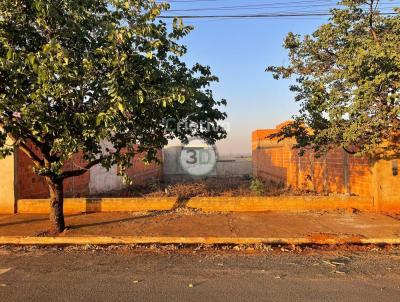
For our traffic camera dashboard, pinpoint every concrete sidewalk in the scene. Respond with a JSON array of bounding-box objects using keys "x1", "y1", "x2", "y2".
[{"x1": 0, "y1": 210, "x2": 400, "y2": 245}]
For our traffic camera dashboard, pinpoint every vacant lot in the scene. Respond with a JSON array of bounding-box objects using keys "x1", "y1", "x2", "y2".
[{"x1": 90, "y1": 176, "x2": 294, "y2": 198}]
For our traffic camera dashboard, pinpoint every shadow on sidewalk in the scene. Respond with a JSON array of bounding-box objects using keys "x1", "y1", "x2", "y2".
[
  {"x1": 70, "y1": 195, "x2": 192, "y2": 230},
  {"x1": 68, "y1": 211, "x2": 173, "y2": 230},
  {"x1": 0, "y1": 214, "x2": 83, "y2": 228},
  {"x1": 0, "y1": 195, "x2": 192, "y2": 231}
]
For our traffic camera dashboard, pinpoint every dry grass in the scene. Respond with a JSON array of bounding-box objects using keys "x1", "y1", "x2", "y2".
[
  {"x1": 89, "y1": 176, "x2": 333, "y2": 199},
  {"x1": 90, "y1": 177, "x2": 288, "y2": 199}
]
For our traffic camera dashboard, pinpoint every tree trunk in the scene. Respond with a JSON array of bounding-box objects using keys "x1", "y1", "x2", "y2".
[{"x1": 47, "y1": 178, "x2": 65, "y2": 233}]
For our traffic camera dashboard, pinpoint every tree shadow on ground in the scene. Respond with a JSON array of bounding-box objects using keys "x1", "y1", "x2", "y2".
[{"x1": 0, "y1": 214, "x2": 83, "y2": 228}]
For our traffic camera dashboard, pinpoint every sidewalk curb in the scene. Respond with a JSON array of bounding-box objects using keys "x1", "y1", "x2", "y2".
[{"x1": 0, "y1": 236, "x2": 399, "y2": 246}]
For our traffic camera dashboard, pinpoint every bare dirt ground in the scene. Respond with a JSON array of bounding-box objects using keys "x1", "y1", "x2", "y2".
[{"x1": 0, "y1": 247, "x2": 399, "y2": 301}]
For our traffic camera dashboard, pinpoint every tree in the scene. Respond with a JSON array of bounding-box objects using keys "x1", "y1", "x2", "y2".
[
  {"x1": 267, "y1": 0, "x2": 399, "y2": 158},
  {"x1": 0, "y1": 0, "x2": 227, "y2": 233}
]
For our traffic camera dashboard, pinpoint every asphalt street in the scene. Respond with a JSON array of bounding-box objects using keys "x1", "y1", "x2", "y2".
[{"x1": 0, "y1": 246, "x2": 399, "y2": 301}]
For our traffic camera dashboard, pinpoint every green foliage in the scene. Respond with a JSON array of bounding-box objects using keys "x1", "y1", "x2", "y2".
[
  {"x1": 0, "y1": 0, "x2": 227, "y2": 180},
  {"x1": 250, "y1": 177, "x2": 265, "y2": 196},
  {"x1": 267, "y1": 0, "x2": 399, "y2": 159}
]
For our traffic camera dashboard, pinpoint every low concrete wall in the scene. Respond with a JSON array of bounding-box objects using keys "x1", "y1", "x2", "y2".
[
  {"x1": 188, "y1": 196, "x2": 374, "y2": 212},
  {"x1": 18, "y1": 197, "x2": 177, "y2": 214},
  {"x1": 17, "y1": 195, "x2": 376, "y2": 214}
]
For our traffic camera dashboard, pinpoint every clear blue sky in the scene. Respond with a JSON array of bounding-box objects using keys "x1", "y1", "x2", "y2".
[{"x1": 161, "y1": 0, "x2": 397, "y2": 155}]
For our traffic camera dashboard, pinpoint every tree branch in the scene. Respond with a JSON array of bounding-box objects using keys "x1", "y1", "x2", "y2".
[
  {"x1": 1, "y1": 110, "x2": 58, "y2": 165},
  {"x1": 19, "y1": 141, "x2": 45, "y2": 168},
  {"x1": 342, "y1": 146, "x2": 357, "y2": 155},
  {"x1": 2, "y1": 109, "x2": 46, "y2": 148},
  {"x1": 369, "y1": 0, "x2": 379, "y2": 42},
  {"x1": 1, "y1": 117, "x2": 51, "y2": 165},
  {"x1": 60, "y1": 158, "x2": 103, "y2": 179}
]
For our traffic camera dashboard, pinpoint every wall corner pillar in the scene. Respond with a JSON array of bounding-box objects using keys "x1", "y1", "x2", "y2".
[{"x1": 0, "y1": 146, "x2": 17, "y2": 214}]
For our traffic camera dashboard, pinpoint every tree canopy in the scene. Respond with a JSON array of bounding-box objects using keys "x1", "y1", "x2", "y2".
[
  {"x1": 0, "y1": 0, "x2": 227, "y2": 232},
  {"x1": 267, "y1": 0, "x2": 399, "y2": 159}
]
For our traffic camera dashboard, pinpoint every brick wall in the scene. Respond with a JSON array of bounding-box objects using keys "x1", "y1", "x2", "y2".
[
  {"x1": 17, "y1": 145, "x2": 161, "y2": 199},
  {"x1": 124, "y1": 151, "x2": 162, "y2": 185},
  {"x1": 17, "y1": 147, "x2": 49, "y2": 199},
  {"x1": 61, "y1": 153, "x2": 91, "y2": 197},
  {"x1": 17, "y1": 148, "x2": 90, "y2": 199},
  {"x1": 252, "y1": 123, "x2": 399, "y2": 210}
]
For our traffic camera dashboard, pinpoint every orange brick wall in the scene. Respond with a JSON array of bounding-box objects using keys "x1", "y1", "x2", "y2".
[
  {"x1": 17, "y1": 148, "x2": 49, "y2": 199},
  {"x1": 17, "y1": 146, "x2": 161, "y2": 199},
  {"x1": 253, "y1": 126, "x2": 372, "y2": 196},
  {"x1": 18, "y1": 150, "x2": 91, "y2": 199},
  {"x1": 348, "y1": 155, "x2": 372, "y2": 197},
  {"x1": 252, "y1": 123, "x2": 399, "y2": 211},
  {"x1": 124, "y1": 151, "x2": 162, "y2": 185},
  {"x1": 61, "y1": 153, "x2": 91, "y2": 197}
]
